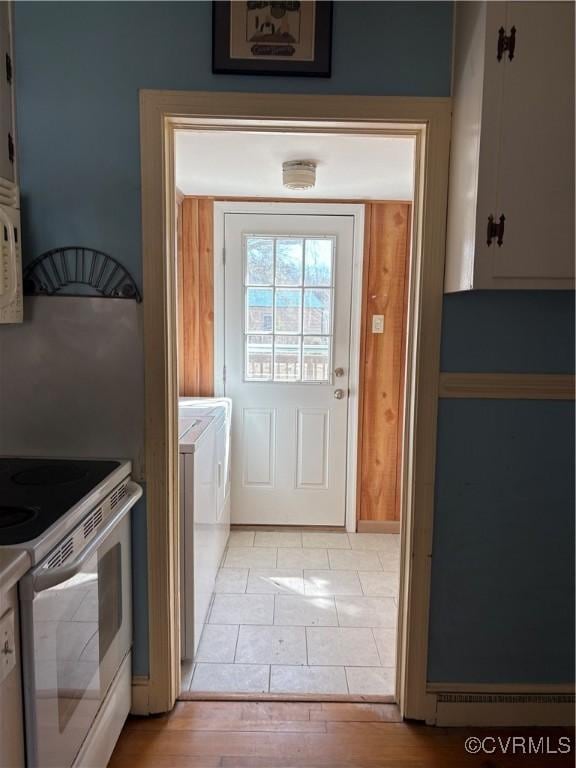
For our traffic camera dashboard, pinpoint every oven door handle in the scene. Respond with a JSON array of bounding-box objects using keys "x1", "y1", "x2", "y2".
[{"x1": 27, "y1": 481, "x2": 142, "y2": 595}]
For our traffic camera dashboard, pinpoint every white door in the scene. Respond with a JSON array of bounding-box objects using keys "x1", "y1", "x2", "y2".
[{"x1": 224, "y1": 213, "x2": 354, "y2": 526}]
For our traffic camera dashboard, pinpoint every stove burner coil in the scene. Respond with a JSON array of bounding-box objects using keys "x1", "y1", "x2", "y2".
[
  {"x1": 11, "y1": 464, "x2": 88, "y2": 486},
  {"x1": 0, "y1": 506, "x2": 38, "y2": 528}
]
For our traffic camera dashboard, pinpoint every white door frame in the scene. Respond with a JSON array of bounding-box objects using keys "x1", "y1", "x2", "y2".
[
  {"x1": 139, "y1": 90, "x2": 451, "y2": 721},
  {"x1": 214, "y1": 201, "x2": 365, "y2": 533}
]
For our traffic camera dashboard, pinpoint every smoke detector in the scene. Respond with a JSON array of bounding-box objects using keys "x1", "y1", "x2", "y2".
[{"x1": 282, "y1": 160, "x2": 317, "y2": 190}]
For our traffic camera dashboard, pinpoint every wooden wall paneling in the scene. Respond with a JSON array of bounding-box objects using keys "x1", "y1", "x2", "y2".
[
  {"x1": 180, "y1": 194, "x2": 412, "y2": 521},
  {"x1": 197, "y1": 198, "x2": 214, "y2": 395},
  {"x1": 358, "y1": 202, "x2": 411, "y2": 524},
  {"x1": 181, "y1": 198, "x2": 199, "y2": 395},
  {"x1": 356, "y1": 204, "x2": 372, "y2": 525},
  {"x1": 179, "y1": 197, "x2": 214, "y2": 396}
]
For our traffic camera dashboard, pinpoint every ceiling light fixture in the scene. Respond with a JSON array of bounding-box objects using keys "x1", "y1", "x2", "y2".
[{"x1": 282, "y1": 160, "x2": 317, "y2": 190}]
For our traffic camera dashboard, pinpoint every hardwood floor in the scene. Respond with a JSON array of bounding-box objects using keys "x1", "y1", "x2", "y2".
[{"x1": 109, "y1": 701, "x2": 574, "y2": 767}]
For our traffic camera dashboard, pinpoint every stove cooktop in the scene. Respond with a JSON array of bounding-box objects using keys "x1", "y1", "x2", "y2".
[{"x1": 0, "y1": 458, "x2": 121, "y2": 546}]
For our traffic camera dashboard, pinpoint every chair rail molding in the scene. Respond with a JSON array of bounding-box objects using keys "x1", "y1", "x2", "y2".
[{"x1": 439, "y1": 372, "x2": 575, "y2": 400}]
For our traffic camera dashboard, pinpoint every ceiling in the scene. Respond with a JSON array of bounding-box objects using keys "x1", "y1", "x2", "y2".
[{"x1": 175, "y1": 130, "x2": 415, "y2": 200}]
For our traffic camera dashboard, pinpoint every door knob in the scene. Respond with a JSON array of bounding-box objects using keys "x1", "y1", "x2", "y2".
[
  {"x1": 334, "y1": 367, "x2": 344, "y2": 377},
  {"x1": 334, "y1": 389, "x2": 345, "y2": 400}
]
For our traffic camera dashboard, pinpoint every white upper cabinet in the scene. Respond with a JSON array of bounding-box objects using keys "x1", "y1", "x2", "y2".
[{"x1": 445, "y1": 1, "x2": 575, "y2": 291}]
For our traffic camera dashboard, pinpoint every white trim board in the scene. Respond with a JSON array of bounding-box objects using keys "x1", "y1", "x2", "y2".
[
  {"x1": 131, "y1": 675, "x2": 151, "y2": 715},
  {"x1": 140, "y1": 90, "x2": 452, "y2": 718},
  {"x1": 214, "y1": 201, "x2": 364, "y2": 534}
]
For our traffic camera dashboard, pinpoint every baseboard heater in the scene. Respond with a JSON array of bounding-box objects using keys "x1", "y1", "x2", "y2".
[{"x1": 431, "y1": 692, "x2": 575, "y2": 726}]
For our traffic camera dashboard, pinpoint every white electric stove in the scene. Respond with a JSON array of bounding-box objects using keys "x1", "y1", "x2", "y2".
[{"x1": 0, "y1": 457, "x2": 142, "y2": 768}]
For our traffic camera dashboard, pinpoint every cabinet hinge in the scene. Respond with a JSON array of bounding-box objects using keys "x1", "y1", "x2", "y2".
[
  {"x1": 487, "y1": 214, "x2": 506, "y2": 247},
  {"x1": 7, "y1": 133, "x2": 14, "y2": 164},
  {"x1": 5, "y1": 53, "x2": 12, "y2": 84},
  {"x1": 222, "y1": 247, "x2": 226, "y2": 266},
  {"x1": 497, "y1": 26, "x2": 516, "y2": 61},
  {"x1": 222, "y1": 365, "x2": 227, "y2": 383}
]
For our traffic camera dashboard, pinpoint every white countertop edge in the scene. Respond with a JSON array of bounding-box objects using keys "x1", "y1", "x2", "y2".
[{"x1": 0, "y1": 548, "x2": 31, "y2": 592}]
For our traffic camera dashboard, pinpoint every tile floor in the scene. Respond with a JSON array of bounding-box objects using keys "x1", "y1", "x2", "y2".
[{"x1": 181, "y1": 530, "x2": 400, "y2": 696}]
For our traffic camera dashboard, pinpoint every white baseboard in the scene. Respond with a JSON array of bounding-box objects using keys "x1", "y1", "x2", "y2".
[
  {"x1": 131, "y1": 674, "x2": 150, "y2": 715},
  {"x1": 426, "y1": 685, "x2": 575, "y2": 726}
]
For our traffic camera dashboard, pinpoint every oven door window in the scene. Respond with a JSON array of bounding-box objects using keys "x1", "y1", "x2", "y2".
[
  {"x1": 53, "y1": 551, "x2": 100, "y2": 732},
  {"x1": 98, "y1": 542, "x2": 123, "y2": 662},
  {"x1": 52, "y1": 543, "x2": 123, "y2": 731}
]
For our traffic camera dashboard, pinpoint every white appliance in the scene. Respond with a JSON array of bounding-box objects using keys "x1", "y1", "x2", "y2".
[
  {"x1": 2, "y1": 458, "x2": 142, "y2": 768},
  {"x1": 0, "y1": 179, "x2": 22, "y2": 324},
  {"x1": 179, "y1": 398, "x2": 231, "y2": 660}
]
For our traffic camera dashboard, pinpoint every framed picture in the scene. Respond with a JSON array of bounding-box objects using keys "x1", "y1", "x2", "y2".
[{"x1": 212, "y1": 1, "x2": 333, "y2": 77}]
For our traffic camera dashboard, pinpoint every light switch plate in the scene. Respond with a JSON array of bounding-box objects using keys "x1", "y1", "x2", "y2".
[
  {"x1": 0, "y1": 608, "x2": 16, "y2": 682},
  {"x1": 372, "y1": 314, "x2": 385, "y2": 334}
]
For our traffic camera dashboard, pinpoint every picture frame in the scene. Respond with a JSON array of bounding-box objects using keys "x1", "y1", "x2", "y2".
[{"x1": 212, "y1": 1, "x2": 333, "y2": 77}]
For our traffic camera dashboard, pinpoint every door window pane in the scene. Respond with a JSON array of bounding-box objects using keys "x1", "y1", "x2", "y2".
[
  {"x1": 274, "y1": 335, "x2": 301, "y2": 382},
  {"x1": 243, "y1": 235, "x2": 335, "y2": 383},
  {"x1": 246, "y1": 335, "x2": 273, "y2": 380},
  {"x1": 246, "y1": 288, "x2": 273, "y2": 333},
  {"x1": 303, "y1": 289, "x2": 331, "y2": 334},
  {"x1": 275, "y1": 239, "x2": 303, "y2": 285},
  {"x1": 275, "y1": 288, "x2": 302, "y2": 334},
  {"x1": 246, "y1": 237, "x2": 274, "y2": 285},
  {"x1": 304, "y1": 239, "x2": 333, "y2": 286},
  {"x1": 303, "y1": 336, "x2": 330, "y2": 382}
]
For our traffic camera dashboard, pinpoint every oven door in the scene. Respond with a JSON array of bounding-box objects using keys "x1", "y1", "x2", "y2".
[{"x1": 20, "y1": 482, "x2": 141, "y2": 768}]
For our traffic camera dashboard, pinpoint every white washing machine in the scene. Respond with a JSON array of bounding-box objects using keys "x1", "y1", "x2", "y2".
[{"x1": 178, "y1": 398, "x2": 231, "y2": 660}]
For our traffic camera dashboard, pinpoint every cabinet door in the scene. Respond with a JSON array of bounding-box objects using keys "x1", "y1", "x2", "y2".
[
  {"x1": 0, "y1": 586, "x2": 25, "y2": 767},
  {"x1": 0, "y1": 1, "x2": 14, "y2": 182},
  {"x1": 493, "y1": 1, "x2": 574, "y2": 283}
]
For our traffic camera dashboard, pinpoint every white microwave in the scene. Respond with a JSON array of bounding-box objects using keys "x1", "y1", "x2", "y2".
[{"x1": 0, "y1": 177, "x2": 23, "y2": 324}]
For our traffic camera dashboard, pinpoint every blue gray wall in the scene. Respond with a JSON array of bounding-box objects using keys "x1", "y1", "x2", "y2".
[
  {"x1": 429, "y1": 398, "x2": 574, "y2": 683},
  {"x1": 431, "y1": 292, "x2": 575, "y2": 683},
  {"x1": 13, "y1": 1, "x2": 574, "y2": 683},
  {"x1": 14, "y1": 0, "x2": 451, "y2": 288}
]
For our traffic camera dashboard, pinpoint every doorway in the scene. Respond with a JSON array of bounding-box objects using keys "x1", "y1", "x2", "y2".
[
  {"x1": 139, "y1": 90, "x2": 451, "y2": 719},
  {"x1": 175, "y1": 134, "x2": 413, "y2": 696}
]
